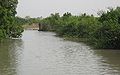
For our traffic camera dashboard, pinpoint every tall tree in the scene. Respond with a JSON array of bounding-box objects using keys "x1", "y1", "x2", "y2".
[{"x1": 0, "y1": 0, "x2": 23, "y2": 38}]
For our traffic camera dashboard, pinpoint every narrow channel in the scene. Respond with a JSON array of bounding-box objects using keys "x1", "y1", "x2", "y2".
[{"x1": 0, "y1": 30, "x2": 120, "y2": 75}]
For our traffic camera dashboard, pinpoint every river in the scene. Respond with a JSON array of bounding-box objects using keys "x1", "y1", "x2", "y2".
[{"x1": 0, "y1": 30, "x2": 120, "y2": 75}]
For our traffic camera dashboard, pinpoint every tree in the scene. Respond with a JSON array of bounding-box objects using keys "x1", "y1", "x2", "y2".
[
  {"x1": 92, "y1": 7, "x2": 120, "y2": 49},
  {"x1": 0, "y1": 0, "x2": 23, "y2": 39}
]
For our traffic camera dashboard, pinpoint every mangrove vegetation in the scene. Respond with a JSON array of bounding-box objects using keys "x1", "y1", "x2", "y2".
[
  {"x1": 0, "y1": 0, "x2": 120, "y2": 49},
  {"x1": 0, "y1": 0, "x2": 24, "y2": 39},
  {"x1": 40, "y1": 7, "x2": 120, "y2": 49}
]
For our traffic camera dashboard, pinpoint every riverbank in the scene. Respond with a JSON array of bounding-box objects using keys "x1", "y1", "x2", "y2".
[
  {"x1": 61, "y1": 36, "x2": 119, "y2": 50},
  {"x1": 23, "y1": 23, "x2": 39, "y2": 30},
  {"x1": 57, "y1": 35, "x2": 95, "y2": 49},
  {"x1": 39, "y1": 7, "x2": 120, "y2": 49}
]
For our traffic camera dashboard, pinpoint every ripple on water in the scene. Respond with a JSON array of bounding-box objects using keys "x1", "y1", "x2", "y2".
[{"x1": 0, "y1": 30, "x2": 120, "y2": 75}]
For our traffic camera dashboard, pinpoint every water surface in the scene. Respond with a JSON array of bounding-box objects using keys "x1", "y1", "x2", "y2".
[{"x1": 0, "y1": 30, "x2": 120, "y2": 75}]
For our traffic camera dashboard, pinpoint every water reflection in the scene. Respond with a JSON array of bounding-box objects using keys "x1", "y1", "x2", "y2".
[
  {"x1": 94, "y1": 50, "x2": 120, "y2": 74},
  {"x1": 59, "y1": 42, "x2": 102, "y2": 75},
  {"x1": 0, "y1": 39, "x2": 23, "y2": 75},
  {"x1": 0, "y1": 30, "x2": 120, "y2": 75}
]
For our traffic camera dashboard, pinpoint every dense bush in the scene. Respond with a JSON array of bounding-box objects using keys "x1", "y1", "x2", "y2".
[
  {"x1": 0, "y1": 0, "x2": 24, "y2": 39},
  {"x1": 92, "y1": 7, "x2": 120, "y2": 49},
  {"x1": 40, "y1": 7, "x2": 120, "y2": 49}
]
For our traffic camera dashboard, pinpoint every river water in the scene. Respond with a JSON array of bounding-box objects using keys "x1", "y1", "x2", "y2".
[{"x1": 0, "y1": 30, "x2": 120, "y2": 75}]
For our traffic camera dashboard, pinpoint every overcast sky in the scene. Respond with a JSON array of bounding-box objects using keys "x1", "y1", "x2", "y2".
[{"x1": 16, "y1": 0, "x2": 120, "y2": 18}]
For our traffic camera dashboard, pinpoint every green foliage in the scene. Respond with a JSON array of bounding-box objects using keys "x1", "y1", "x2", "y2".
[
  {"x1": 0, "y1": 0, "x2": 24, "y2": 39},
  {"x1": 40, "y1": 13, "x2": 61, "y2": 31},
  {"x1": 15, "y1": 16, "x2": 28, "y2": 25},
  {"x1": 92, "y1": 7, "x2": 120, "y2": 49},
  {"x1": 0, "y1": 29, "x2": 6, "y2": 39},
  {"x1": 25, "y1": 16, "x2": 42, "y2": 25},
  {"x1": 40, "y1": 7, "x2": 120, "y2": 49}
]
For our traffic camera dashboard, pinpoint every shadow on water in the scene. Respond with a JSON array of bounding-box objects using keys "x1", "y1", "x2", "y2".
[
  {"x1": 94, "y1": 49, "x2": 120, "y2": 74},
  {"x1": 0, "y1": 39, "x2": 23, "y2": 75},
  {"x1": 59, "y1": 39, "x2": 120, "y2": 75}
]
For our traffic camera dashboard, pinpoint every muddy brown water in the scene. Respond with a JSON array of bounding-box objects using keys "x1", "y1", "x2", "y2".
[{"x1": 0, "y1": 30, "x2": 120, "y2": 75}]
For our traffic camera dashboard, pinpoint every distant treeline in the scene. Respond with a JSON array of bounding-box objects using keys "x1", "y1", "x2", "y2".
[{"x1": 40, "y1": 7, "x2": 120, "y2": 49}]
